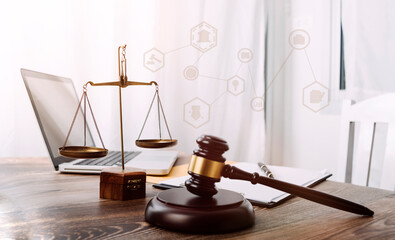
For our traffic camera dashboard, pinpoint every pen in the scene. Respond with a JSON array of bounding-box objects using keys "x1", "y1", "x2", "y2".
[
  {"x1": 152, "y1": 183, "x2": 182, "y2": 190},
  {"x1": 258, "y1": 162, "x2": 274, "y2": 178}
]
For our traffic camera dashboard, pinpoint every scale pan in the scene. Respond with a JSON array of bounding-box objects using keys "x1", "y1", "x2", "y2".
[
  {"x1": 135, "y1": 139, "x2": 177, "y2": 148},
  {"x1": 59, "y1": 146, "x2": 108, "y2": 159}
]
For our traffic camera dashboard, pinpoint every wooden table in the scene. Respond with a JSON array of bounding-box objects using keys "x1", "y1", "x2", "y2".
[{"x1": 0, "y1": 156, "x2": 394, "y2": 240}]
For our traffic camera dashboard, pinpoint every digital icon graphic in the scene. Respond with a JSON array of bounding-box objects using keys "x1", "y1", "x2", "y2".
[
  {"x1": 145, "y1": 25, "x2": 322, "y2": 127},
  {"x1": 184, "y1": 97, "x2": 210, "y2": 128},
  {"x1": 191, "y1": 22, "x2": 217, "y2": 52},
  {"x1": 293, "y1": 34, "x2": 305, "y2": 45},
  {"x1": 227, "y1": 76, "x2": 245, "y2": 96},
  {"x1": 309, "y1": 90, "x2": 325, "y2": 104},
  {"x1": 289, "y1": 29, "x2": 310, "y2": 50},
  {"x1": 250, "y1": 97, "x2": 264, "y2": 112},
  {"x1": 197, "y1": 30, "x2": 210, "y2": 42},
  {"x1": 144, "y1": 48, "x2": 165, "y2": 72},
  {"x1": 191, "y1": 105, "x2": 201, "y2": 120},
  {"x1": 184, "y1": 65, "x2": 199, "y2": 80},
  {"x1": 238, "y1": 48, "x2": 253, "y2": 63},
  {"x1": 303, "y1": 81, "x2": 329, "y2": 112}
]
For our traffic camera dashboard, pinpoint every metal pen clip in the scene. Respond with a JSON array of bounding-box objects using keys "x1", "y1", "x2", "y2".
[{"x1": 258, "y1": 162, "x2": 274, "y2": 178}]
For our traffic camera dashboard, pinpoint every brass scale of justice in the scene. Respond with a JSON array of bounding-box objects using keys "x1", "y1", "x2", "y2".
[{"x1": 58, "y1": 45, "x2": 177, "y2": 167}]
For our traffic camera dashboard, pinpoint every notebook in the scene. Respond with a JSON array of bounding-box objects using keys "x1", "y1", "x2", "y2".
[{"x1": 154, "y1": 162, "x2": 332, "y2": 207}]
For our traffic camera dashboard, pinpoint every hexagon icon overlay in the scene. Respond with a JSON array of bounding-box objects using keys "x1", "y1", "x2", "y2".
[
  {"x1": 227, "y1": 76, "x2": 245, "y2": 96},
  {"x1": 303, "y1": 81, "x2": 329, "y2": 112},
  {"x1": 144, "y1": 48, "x2": 165, "y2": 72},
  {"x1": 190, "y1": 22, "x2": 217, "y2": 53},
  {"x1": 184, "y1": 97, "x2": 210, "y2": 128}
]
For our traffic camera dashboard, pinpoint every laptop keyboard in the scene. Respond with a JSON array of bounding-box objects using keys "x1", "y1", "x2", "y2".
[{"x1": 75, "y1": 151, "x2": 141, "y2": 166}]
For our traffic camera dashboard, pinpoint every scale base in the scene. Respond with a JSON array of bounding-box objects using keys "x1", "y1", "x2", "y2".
[
  {"x1": 100, "y1": 167, "x2": 146, "y2": 201},
  {"x1": 145, "y1": 188, "x2": 255, "y2": 234}
]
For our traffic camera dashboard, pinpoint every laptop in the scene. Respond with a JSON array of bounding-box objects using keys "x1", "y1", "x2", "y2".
[{"x1": 21, "y1": 68, "x2": 178, "y2": 175}]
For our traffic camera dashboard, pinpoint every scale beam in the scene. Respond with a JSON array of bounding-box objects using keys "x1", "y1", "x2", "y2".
[
  {"x1": 85, "y1": 80, "x2": 158, "y2": 88},
  {"x1": 59, "y1": 45, "x2": 176, "y2": 172}
]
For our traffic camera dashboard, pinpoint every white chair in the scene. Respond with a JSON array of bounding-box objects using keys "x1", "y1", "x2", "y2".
[{"x1": 337, "y1": 94, "x2": 395, "y2": 191}]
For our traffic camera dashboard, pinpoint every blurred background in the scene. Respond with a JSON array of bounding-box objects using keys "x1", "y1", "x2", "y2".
[{"x1": 1, "y1": 0, "x2": 394, "y2": 189}]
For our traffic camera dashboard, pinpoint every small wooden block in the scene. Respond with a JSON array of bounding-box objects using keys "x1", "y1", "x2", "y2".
[{"x1": 100, "y1": 167, "x2": 146, "y2": 201}]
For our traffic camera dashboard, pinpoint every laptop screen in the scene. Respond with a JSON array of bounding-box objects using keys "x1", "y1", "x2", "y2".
[{"x1": 21, "y1": 69, "x2": 95, "y2": 169}]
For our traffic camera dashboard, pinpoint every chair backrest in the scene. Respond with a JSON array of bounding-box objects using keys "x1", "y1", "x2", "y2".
[{"x1": 338, "y1": 94, "x2": 395, "y2": 191}]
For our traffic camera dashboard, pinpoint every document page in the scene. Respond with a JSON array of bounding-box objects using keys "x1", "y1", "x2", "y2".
[{"x1": 160, "y1": 162, "x2": 331, "y2": 205}]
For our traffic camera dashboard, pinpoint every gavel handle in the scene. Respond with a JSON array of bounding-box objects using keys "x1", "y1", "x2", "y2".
[{"x1": 222, "y1": 165, "x2": 374, "y2": 216}]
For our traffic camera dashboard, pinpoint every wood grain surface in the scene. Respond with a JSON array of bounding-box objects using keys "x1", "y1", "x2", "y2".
[{"x1": 0, "y1": 156, "x2": 394, "y2": 240}]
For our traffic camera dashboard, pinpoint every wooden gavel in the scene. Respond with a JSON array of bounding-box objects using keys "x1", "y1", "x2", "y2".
[{"x1": 185, "y1": 135, "x2": 374, "y2": 216}]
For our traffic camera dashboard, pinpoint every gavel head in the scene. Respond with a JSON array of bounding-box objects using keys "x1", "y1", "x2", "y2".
[{"x1": 185, "y1": 135, "x2": 229, "y2": 198}]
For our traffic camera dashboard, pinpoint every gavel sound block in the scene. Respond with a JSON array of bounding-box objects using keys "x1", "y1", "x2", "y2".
[
  {"x1": 145, "y1": 135, "x2": 373, "y2": 234},
  {"x1": 145, "y1": 136, "x2": 254, "y2": 233}
]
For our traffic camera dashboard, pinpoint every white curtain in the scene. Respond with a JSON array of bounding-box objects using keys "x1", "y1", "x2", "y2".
[
  {"x1": 144, "y1": 0, "x2": 266, "y2": 162},
  {"x1": 1, "y1": 0, "x2": 266, "y2": 163},
  {"x1": 263, "y1": 0, "x2": 395, "y2": 180},
  {"x1": 342, "y1": 0, "x2": 395, "y2": 102},
  {"x1": 264, "y1": 0, "x2": 344, "y2": 177}
]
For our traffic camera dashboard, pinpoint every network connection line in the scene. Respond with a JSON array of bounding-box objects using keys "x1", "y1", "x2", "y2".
[{"x1": 143, "y1": 24, "x2": 330, "y2": 128}]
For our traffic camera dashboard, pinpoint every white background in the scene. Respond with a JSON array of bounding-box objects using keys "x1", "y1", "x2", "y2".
[
  {"x1": 2, "y1": 0, "x2": 394, "y2": 185},
  {"x1": 0, "y1": 0, "x2": 266, "y2": 164}
]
